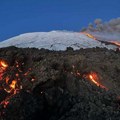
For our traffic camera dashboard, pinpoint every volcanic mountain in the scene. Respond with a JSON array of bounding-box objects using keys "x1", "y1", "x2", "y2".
[
  {"x1": 0, "y1": 31, "x2": 120, "y2": 120},
  {"x1": 0, "y1": 31, "x2": 117, "y2": 50}
]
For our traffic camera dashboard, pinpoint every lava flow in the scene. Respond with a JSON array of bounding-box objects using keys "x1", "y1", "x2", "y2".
[
  {"x1": 109, "y1": 41, "x2": 120, "y2": 47},
  {"x1": 81, "y1": 32, "x2": 97, "y2": 40},
  {"x1": 68, "y1": 65, "x2": 108, "y2": 90},
  {"x1": 0, "y1": 60, "x2": 8, "y2": 80},
  {"x1": 87, "y1": 72, "x2": 108, "y2": 90},
  {"x1": 81, "y1": 32, "x2": 120, "y2": 48},
  {"x1": 0, "y1": 59, "x2": 36, "y2": 112}
]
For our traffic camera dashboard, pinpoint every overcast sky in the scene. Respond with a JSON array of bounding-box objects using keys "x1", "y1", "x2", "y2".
[{"x1": 0, "y1": 0, "x2": 120, "y2": 41}]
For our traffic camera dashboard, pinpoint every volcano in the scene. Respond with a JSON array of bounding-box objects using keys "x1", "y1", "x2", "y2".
[{"x1": 0, "y1": 31, "x2": 120, "y2": 120}]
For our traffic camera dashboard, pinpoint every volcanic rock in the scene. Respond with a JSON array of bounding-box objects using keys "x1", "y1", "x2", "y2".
[{"x1": 0, "y1": 47, "x2": 120, "y2": 120}]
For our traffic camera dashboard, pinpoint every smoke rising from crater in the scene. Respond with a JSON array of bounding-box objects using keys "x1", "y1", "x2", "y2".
[{"x1": 82, "y1": 18, "x2": 120, "y2": 42}]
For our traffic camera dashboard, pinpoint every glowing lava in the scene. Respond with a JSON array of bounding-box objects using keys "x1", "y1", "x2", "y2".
[
  {"x1": 0, "y1": 61, "x2": 8, "y2": 68},
  {"x1": 81, "y1": 32, "x2": 97, "y2": 40},
  {"x1": 81, "y1": 32, "x2": 120, "y2": 48},
  {"x1": 0, "y1": 60, "x2": 8, "y2": 80},
  {"x1": 10, "y1": 80, "x2": 17, "y2": 89},
  {"x1": 110, "y1": 41, "x2": 120, "y2": 47},
  {"x1": 88, "y1": 72, "x2": 108, "y2": 90},
  {"x1": 0, "y1": 59, "x2": 36, "y2": 112}
]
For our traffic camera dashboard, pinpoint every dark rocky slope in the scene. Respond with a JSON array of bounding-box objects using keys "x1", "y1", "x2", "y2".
[{"x1": 0, "y1": 47, "x2": 120, "y2": 120}]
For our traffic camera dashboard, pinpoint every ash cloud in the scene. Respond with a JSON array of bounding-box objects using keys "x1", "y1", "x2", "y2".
[{"x1": 81, "y1": 18, "x2": 120, "y2": 42}]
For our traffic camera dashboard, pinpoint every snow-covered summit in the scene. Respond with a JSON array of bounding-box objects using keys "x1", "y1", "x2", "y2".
[{"x1": 0, "y1": 31, "x2": 117, "y2": 50}]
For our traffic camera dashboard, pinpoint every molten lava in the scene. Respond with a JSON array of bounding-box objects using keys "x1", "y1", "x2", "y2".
[
  {"x1": 0, "y1": 60, "x2": 8, "y2": 80},
  {"x1": 89, "y1": 74, "x2": 99, "y2": 86},
  {"x1": 81, "y1": 32, "x2": 97, "y2": 40},
  {"x1": 10, "y1": 80, "x2": 17, "y2": 90},
  {"x1": 0, "y1": 61, "x2": 8, "y2": 68},
  {"x1": 81, "y1": 32, "x2": 120, "y2": 48},
  {"x1": 110, "y1": 41, "x2": 120, "y2": 47},
  {"x1": 88, "y1": 72, "x2": 108, "y2": 90},
  {"x1": 0, "y1": 59, "x2": 36, "y2": 112},
  {"x1": 69, "y1": 65, "x2": 108, "y2": 90}
]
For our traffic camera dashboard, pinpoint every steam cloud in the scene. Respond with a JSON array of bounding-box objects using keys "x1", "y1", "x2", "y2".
[{"x1": 81, "y1": 18, "x2": 120, "y2": 42}]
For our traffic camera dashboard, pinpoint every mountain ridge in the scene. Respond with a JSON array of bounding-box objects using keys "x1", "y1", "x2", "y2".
[{"x1": 0, "y1": 31, "x2": 117, "y2": 50}]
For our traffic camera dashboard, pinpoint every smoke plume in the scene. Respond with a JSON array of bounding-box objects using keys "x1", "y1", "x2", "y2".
[{"x1": 81, "y1": 18, "x2": 120, "y2": 42}]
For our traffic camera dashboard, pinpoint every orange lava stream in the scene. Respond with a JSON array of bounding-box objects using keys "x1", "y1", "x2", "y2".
[
  {"x1": 0, "y1": 60, "x2": 8, "y2": 80},
  {"x1": 70, "y1": 65, "x2": 108, "y2": 90},
  {"x1": 81, "y1": 32, "x2": 120, "y2": 48},
  {"x1": 109, "y1": 41, "x2": 120, "y2": 47},
  {"x1": 81, "y1": 32, "x2": 97, "y2": 40},
  {"x1": 88, "y1": 72, "x2": 108, "y2": 90}
]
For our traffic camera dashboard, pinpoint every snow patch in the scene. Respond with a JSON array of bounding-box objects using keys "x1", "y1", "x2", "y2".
[{"x1": 0, "y1": 31, "x2": 117, "y2": 51}]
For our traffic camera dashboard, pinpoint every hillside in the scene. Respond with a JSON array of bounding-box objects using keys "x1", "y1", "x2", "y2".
[{"x1": 0, "y1": 47, "x2": 120, "y2": 120}]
